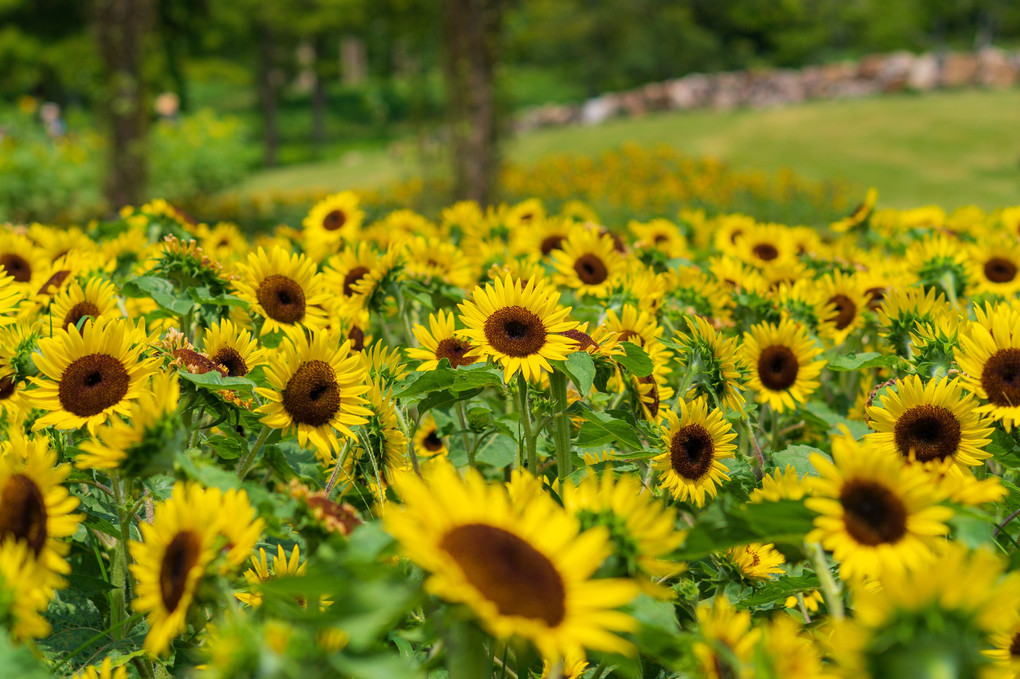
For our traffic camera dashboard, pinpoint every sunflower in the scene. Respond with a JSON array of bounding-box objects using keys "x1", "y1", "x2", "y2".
[
  {"x1": 956, "y1": 310, "x2": 1020, "y2": 431},
  {"x1": 235, "y1": 545, "x2": 306, "y2": 608},
  {"x1": 985, "y1": 619, "x2": 1020, "y2": 677},
  {"x1": 413, "y1": 414, "x2": 449, "y2": 462},
  {"x1": 830, "y1": 187, "x2": 878, "y2": 233},
  {"x1": 866, "y1": 375, "x2": 992, "y2": 471},
  {"x1": 360, "y1": 341, "x2": 409, "y2": 385},
  {"x1": 130, "y1": 482, "x2": 221, "y2": 655},
  {"x1": 256, "y1": 331, "x2": 371, "y2": 462},
  {"x1": 653, "y1": 397, "x2": 737, "y2": 506},
  {"x1": 217, "y1": 488, "x2": 264, "y2": 569},
  {"x1": 804, "y1": 436, "x2": 953, "y2": 581},
  {"x1": 76, "y1": 371, "x2": 182, "y2": 476},
  {"x1": 628, "y1": 218, "x2": 690, "y2": 259},
  {"x1": 47, "y1": 276, "x2": 119, "y2": 332},
  {"x1": 458, "y1": 273, "x2": 577, "y2": 383},
  {"x1": 0, "y1": 539, "x2": 54, "y2": 640},
  {"x1": 876, "y1": 285, "x2": 952, "y2": 358},
  {"x1": 334, "y1": 379, "x2": 406, "y2": 493},
  {"x1": 505, "y1": 198, "x2": 546, "y2": 230},
  {"x1": 815, "y1": 270, "x2": 868, "y2": 345},
  {"x1": 729, "y1": 543, "x2": 785, "y2": 580},
  {"x1": 692, "y1": 597, "x2": 761, "y2": 679},
  {"x1": 707, "y1": 255, "x2": 767, "y2": 295},
  {"x1": 672, "y1": 315, "x2": 746, "y2": 414},
  {"x1": 199, "y1": 221, "x2": 249, "y2": 266},
  {"x1": 385, "y1": 464, "x2": 639, "y2": 660},
  {"x1": 28, "y1": 316, "x2": 157, "y2": 434},
  {"x1": 302, "y1": 191, "x2": 364, "y2": 243},
  {"x1": 551, "y1": 227, "x2": 623, "y2": 298},
  {"x1": 732, "y1": 222, "x2": 798, "y2": 269},
  {"x1": 322, "y1": 242, "x2": 380, "y2": 304},
  {"x1": 72, "y1": 657, "x2": 129, "y2": 679},
  {"x1": 749, "y1": 464, "x2": 808, "y2": 503},
  {"x1": 0, "y1": 273, "x2": 24, "y2": 324},
  {"x1": 760, "y1": 615, "x2": 835, "y2": 679},
  {"x1": 905, "y1": 232, "x2": 970, "y2": 300},
  {"x1": 232, "y1": 247, "x2": 329, "y2": 337},
  {"x1": 201, "y1": 318, "x2": 264, "y2": 378},
  {"x1": 407, "y1": 310, "x2": 477, "y2": 372},
  {"x1": 0, "y1": 231, "x2": 46, "y2": 289},
  {"x1": 742, "y1": 318, "x2": 826, "y2": 412},
  {"x1": 968, "y1": 234, "x2": 1020, "y2": 297},
  {"x1": 402, "y1": 235, "x2": 475, "y2": 289}
]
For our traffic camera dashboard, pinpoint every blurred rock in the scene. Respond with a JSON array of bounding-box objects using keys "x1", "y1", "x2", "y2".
[
  {"x1": 907, "y1": 54, "x2": 939, "y2": 91},
  {"x1": 941, "y1": 52, "x2": 980, "y2": 87},
  {"x1": 977, "y1": 48, "x2": 1017, "y2": 88}
]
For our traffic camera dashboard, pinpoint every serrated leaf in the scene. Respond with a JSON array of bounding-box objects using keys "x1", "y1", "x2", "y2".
[
  {"x1": 740, "y1": 575, "x2": 821, "y2": 608},
  {"x1": 825, "y1": 351, "x2": 898, "y2": 371},
  {"x1": 573, "y1": 405, "x2": 643, "y2": 450},
  {"x1": 474, "y1": 433, "x2": 517, "y2": 469},
  {"x1": 563, "y1": 351, "x2": 595, "y2": 395}
]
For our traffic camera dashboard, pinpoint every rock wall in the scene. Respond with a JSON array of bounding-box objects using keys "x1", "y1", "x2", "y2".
[{"x1": 515, "y1": 48, "x2": 1020, "y2": 132}]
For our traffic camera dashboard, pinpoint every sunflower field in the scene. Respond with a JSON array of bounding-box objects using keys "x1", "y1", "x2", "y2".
[{"x1": 2, "y1": 151, "x2": 1020, "y2": 679}]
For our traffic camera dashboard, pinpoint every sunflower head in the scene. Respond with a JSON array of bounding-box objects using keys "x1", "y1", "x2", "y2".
[{"x1": 654, "y1": 397, "x2": 737, "y2": 506}]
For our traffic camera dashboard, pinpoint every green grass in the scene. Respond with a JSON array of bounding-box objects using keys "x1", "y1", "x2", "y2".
[{"x1": 237, "y1": 89, "x2": 1020, "y2": 209}]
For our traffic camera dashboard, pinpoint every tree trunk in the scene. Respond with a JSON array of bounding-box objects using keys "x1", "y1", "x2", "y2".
[
  {"x1": 442, "y1": 0, "x2": 502, "y2": 206},
  {"x1": 312, "y1": 34, "x2": 328, "y2": 151},
  {"x1": 94, "y1": 0, "x2": 155, "y2": 211},
  {"x1": 257, "y1": 23, "x2": 279, "y2": 167}
]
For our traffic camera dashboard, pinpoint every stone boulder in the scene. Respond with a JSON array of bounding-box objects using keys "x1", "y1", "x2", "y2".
[
  {"x1": 941, "y1": 52, "x2": 980, "y2": 87},
  {"x1": 977, "y1": 48, "x2": 1017, "y2": 88},
  {"x1": 907, "y1": 53, "x2": 939, "y2": 91}
]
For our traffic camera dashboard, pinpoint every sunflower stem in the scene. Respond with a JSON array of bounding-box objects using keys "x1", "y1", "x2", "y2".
[
  {"x1": 109, "y1": 473, "x2": 133, "y2": 639},
  {"x1": 549, "y1": 370, "x2": 572, "y2": 483},
  {"x1": 808, "y1": 542, "x2": 844, "y2": 621},
  {"x1": 455, "y1": 400, "x2": 475, "y2": 468},
  {"x1": 237, "y1": 424, "x2": 271, "y2": 480},
  {"x1": 446, "y1": 618, "x2": 493, "y2": 679},
  {"x1": 516, "y1": 374, "x2": 538, "y2": 473},
  {"x1": 396, "y1": 405, "x2": 423, "y2": 477},
  {"x1": 325, "y1": 439, "x2": 354, "y2": 494}
]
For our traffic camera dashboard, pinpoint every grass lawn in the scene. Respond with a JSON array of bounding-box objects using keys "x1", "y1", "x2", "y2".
[{"x1": 237, "y1": 89, "x2": 1020, "y2": 209}]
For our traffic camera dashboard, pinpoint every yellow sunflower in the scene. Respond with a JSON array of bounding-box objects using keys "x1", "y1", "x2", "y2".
[
  {"x1": 235, "y1": 544, "x2": 306, "y2": 608},
  {"x1": 0, "y1": 272, "x2": 23, "y2": 324},
  {"x1": 28, "y1": 316, "x2": 157, "y2": 434},
  {"x1": 201, "y1": 318, "x2": 265, "y2": 377},
  {"x1": 957, "y1": 310, "x2": 1020, "y2": 431},
  {"x1": 968, "y1": 235, "x2": 1020, "y2": 297},
  {"x1": 551, "y1": 227, "x2": 623, "y2": 298},
  {"x1": 0, "y1": 231, "x2": 46, "y2": 289},
  {"x1": 653, "y1": 397, "x2": 737, "y2": 506},
  {"x1": 866, "y1": 375, "x2": 992, "y2": 471},
  {"x1": 413, "y1": 414, "x2": 449, "y2": 461},
  {"x1": 672, "y1": 315, "x2": 746, "y2": 414},
  {"x1": 830, "y1": 187, "x2": 878, "y2": 233},
  {"x1": 458, "y1": 273, "x2": 577, "y2": 383},
  {"x1": 760, "y1": 615, "x2": 835, "y2": 679},
  {"x1": 130, "y1": 482, "x2": 221, "y2": 656},
  {"x1": 48, "y1": 277, "x2": 119, "y2": 332},
  {"x1": 749, "y1": 464, "x2": 808, "y2": 503},
  {"x1": 322, "y1": 242, "x2": 380, "y2": 304},
  {"x1": 692, "y1": 597, "x2": 761, "y2": 679},
  {"x1": 729, "y1": 543, "x2": 785, "y2": 580},
  {"x1": 217, "y1": 488, "x2": 264, "y2": 570},
  {"x1": 302, "y1": 190, "x2": 364, "y2": 243},
  {"x1": 402, "y1": 236, "x2": 475, "y2": 289},
  {"x1": 72, "y1": 657, "x2": 129, "y2": 679},
  {"x1": 742, "y1": 318, "x2": 826, "y2": 412},
  {"x1": 407, "y1": 309, "x2": 478, "y2": 370},
  {"x1": 985, "y1": 619, "x2": 1020, "y2": 677},
  {"x1": 232, "y1": 247, "x2": 329, "y2": 337},
  {"x1": 805, "y1": 436, "x2": 953, "y2": 581},
  {"x1": 256, "y1": 331, "x2": 371, "y2": 462},
  {"x1": 628, "y1": 218, "x2": 690, "y2": 259},
  {"x1": 815, "y1": 270, "x2": 868, "y2": 345},
  {"x1": 385, "y1": 464, "x2": 639, "y2": 660},
  {"x1": 0, "y1": 539, "x2": 54, "y2": 640}
]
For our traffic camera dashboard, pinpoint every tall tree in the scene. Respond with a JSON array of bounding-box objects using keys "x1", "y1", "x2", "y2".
[{"x1": 94, "y1": 0, "x2": 156, "y2": 210}]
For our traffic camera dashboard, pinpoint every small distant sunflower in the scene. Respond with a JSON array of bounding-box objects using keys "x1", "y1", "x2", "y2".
[
  {"x1": 749, "y1": 464, "x2": 807, "y2": 503},
  {"x1": 729, "y1": 543, "x2": 785, "y2": 580},
  {"x1": 408, "y1": 310, "x2": 477, "y2": 371},
  {"x1": 628, "y1": 218, "x2": 690, "y2": 259},
  {"x1": 322, "y1": 242, "x2": 379, "y2": 303},
  {"x1": 742, "y1": 318, "x2": 826, "y2": 412},
  {"x1": 232, "y1": 247, "x2": 329, "y2": 337},
  {"x1": 805, "y1": 437, "x2": 953, "y2": 581},
  {"x1": 733, "y1": 222, "x2": 798, "y2": 269},
  {"x1": 830, "y1": 187, "x2": 877, "y2": 233},
  {"x1": 413, "y1": 414, "x2": 449, "y2": 462},
  {"x1": 505, "y1": 198, "x2": 545, "y2": 229},
  {"x1": 458, "y1": 274, "x2": 577, "y2": 383},
  {"x1": 815, "y1": 270, "x2": 868, "y2": 345},
  {"x1": 199, "y1": 222, "x2": 249, "y2": 265},
  {"x1": 130, "y1": 483, "x2": 221, "y2": 655},
  {"x1": 402, "y1": 236, "x2": 475, "y2": 289},
  {"x1": 303, "y1": 191, "x2": 364, "y2": 242},
  {"x1": 957, "y1": 311, "x2": 1020, "y2": 431},
  {"x1": 0, "y1": 231, "x2": 45, "y2": 288},
  {"x1": 905, "y1": 233, "x2": 971, "y2": 300},
  {"x1": 201, "y1": 318, "x2": 264, "y2": 378},
  {"x1": 692, "y1": 597, "x2": 760, "y2": 679},
  {"x1": 235, "y1": 545, "x2": 306, "y2": 608},
  {"x1": 708, "y1": 255, "x2": 767, "y2": 295},
  {"x1": 29, "y1": 316, "x2": 157, "y2": 434},
  {"x1": 551, "y1": 227, "x2": 622, "y2": 298},
  {"x1": 654, "y1": 397, "x2": 737, "y2": 506},
  {"x1": 385, "y1": 465, "x2": 639, "y2": 660},
  {"x1": 256, "y1": 331, "x2": 371, "y2": 462},
  {"x1": 866, "y1": 375, "x2": 992, "y2": 471}
]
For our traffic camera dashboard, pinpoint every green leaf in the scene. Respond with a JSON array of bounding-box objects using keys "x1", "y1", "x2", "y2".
[
  {"x1": 740, "y1": 575, "x2": 821, "y2": 608},
  {"x1": 615, "y1": 341, "x2": 654, "y2": 377},
  {"x1": 772, "y1": 445, "x2": 827, "y2": 476},
  {"x1": 395, "y1": 364, "x2": 502, "y2": 400},
  {"x1": 122, "y1": 274, "x2": 194, "y2": 315},
  {"x1": 474, "y1": 433, "x2": 517, "y2": 469},
  {"x1": 177, "y1": 369, "x2": 257, "y2": 393},
  {"x1": 416, "y1": 387, "x2": 484, "y2": 418},
  {"x1": 562, "y1": 351, "x2": 595, "y2": 395},
  {"x1": 680, "y1": 500, "x2": 816, "y2": 560},
  {"x1": 825, "y1": 351, "x2": 898, "y2": 372},
  {"x1": 573, "y1": 405, "x2": 643, "y2": 450}
]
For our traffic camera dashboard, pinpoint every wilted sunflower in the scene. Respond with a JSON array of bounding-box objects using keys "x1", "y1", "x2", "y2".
[
  {"x1": 303, "y1": 190, "x2": 364, "y2": 243},
  {"x1": 551, "y1": 227, "x2": 622, "y2": 298},
  {"x1": 866, "y1": 375, "x2": 992, "y2": 471},
  {"x1": 654, "y1": 397, "x2": 737, "y2": 506},
  {"x1": 256, "y1": 331, "x2": 371, "y2": 462},
  {"x1": 47, "y1": 277, "x2": 118, "y2": 333},
  {"x1": 233, "y1": 247, "x2": 329, "y2": 337},
  {"x1": 956, "y1": 310, "x2": 1020, "y2": 431},
  {"x1": 742, "y1": 318, "x2": 826, "y2": 412},
  {"x1": 130, "y1": 483, "x2": 221, "y2": 655},
  {"x1": 729, "y1": 543, "x2": 785, "y2": 581},
  {"x1": 408, "y1": 309, "x2": 477, "y2": 370},
  {"x1": 28, "y1": 316, "x2": 157, "y2": 434},
  {"x1": 0, "y1": 539, "x2": 55, "y2": 640},
  {"x1": 458, "y1": 273, "x2": 577, "y2": 383},
  {"x1": 385, "y1": 464, "x2": 639, "y2": 660},
  {"x1": 692, "y1": 597, "x2": 761, "y2": 679},
  {"x1": 805, "y1": 436, "x2": 953, "y2": 581},
  {"x1": 76, "y1": 371, "x2": 182, "y2": 476},
  {"x1": 201, "y1": 318, "x2": 264, "y2": 378}
]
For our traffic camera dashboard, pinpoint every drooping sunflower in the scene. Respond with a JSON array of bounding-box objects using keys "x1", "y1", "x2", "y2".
[
  {"x1": 256, "y1": 331, "x2": 371, "y2": 462},
  {"x1": 0, "y1": 539, "x2": 55, "y2": 641},
  {"x1": 235, "y1": 544, "x2": 307, "y2": 608},
  {"x1": 130, "y1": 482, "x2": 222, "y2": 656},
  {"x1": 386, "y1": 465, "x2": 639, "y2": 660},
  {"x1": 28, "y1": 316, "x2": 157, "y2": 434},
  {"x1": 653, "y1": 397, "x2": 737, "y2": 506},
  {"x1": 458, "y1": 273, "x2": 577, "y2": 383},
  {"x1": 866, "y1": 375, "x2": 992, "y2": 471},
  {"x1": 805, "y1": 436, "x2": 953, "y2": 581},
  {"x1": 956, "y1": 310, "x2": 1020, "y2": 431},
  {"x1": 201, "y1": 318, "x2": 264, "y2": 378},
  {"x1": 551, "y1": 227, "x2": 623, "y2": 298},
  {"x1": 742, "y1": 318, "x2": 826, "y2": 412},
  {"x1": 729, "y1": 543, "x2": 785, "y2": 581},
  {"x1": 407, "y1": 309, "x2": 477, "y2": 371},
  {"x1": 302, "y1": 190, "x2": 364, "y2": 243},
  {"x1": 692, "y1": 597, "x2": 761, "y2": 679},
  {"x1": 232, "y1": 247, "x2": 329, "y2": 337}
]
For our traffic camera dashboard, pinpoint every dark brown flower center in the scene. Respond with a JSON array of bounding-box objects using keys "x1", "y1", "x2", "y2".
[
  {"x1": 639, "y1": 375, "x2": 660, "y2": 418},
  {"x1": 984, "y1": 257, "x2": 1018, "y2": 284},
  {"x1": 601, "y1": 229, "x2": 626, "y2": 253},
  {"x1": 1010, "y1": 631, "x2": 1020, "y2": 658},
  {"x1": 323, "y1": 209, "x2": 346, "y2": 231},
  {"x1": 0, "y1": 376, "x2": 15, "y2": 400},
  {"x1": 892, "y1": 404, "x2": 962, "y2": 462},
  {"x1": 0, "y1": 254, "x2": 32, "y2": 282},
  {"x1": 347, "y1": 326, "x2": 365, "y2": 352},
  {"x1": 669, "y1": 424, "x2": 715, "y2": 480},
  {"x1": 757, "y1": 345, "x2": 799, "y2": 391},
  {"x1": 0, "y1": 474, "x2": 48, "y2": 555},
  {"x1": 210, "y1": 347, "x2": 249, "y2": 377},
  {"x1": 435, "y1": 337, "x2": 476, "y2": 368},
  {"x1": 573, "y1": 254, "x2": 608, "y2": 285},
  {"x1": 256, "y1": 274, "x2": 306, "y2": 324},
  {"x1": 63, "y1": 302, "x2": 101, "y2": 330},
  {"x1": 58, "y1": 353, "x2": 131, "y2": 417},
  {"x1": 839, "y1": 480, "x2": 907, "y2": 546},
  {"x1": 539, "y1": 235, "x2": 565, "y2": 256},
  {"x1": 342, "y1": 267, "x2": 370, "y2": 297},
  {"x1": 981, "y1": 348, "x2": 1020, "y2": 408},
  {"x1": 752, "y1": 243, "x2": 779, "y2": 261},
  {"x1": 38, "y1": 270, "x2": 70, "y2": 296},
  {"x1": 827, "y1": 294, "x2": 857, "y2": 331},
  {"x1": 865, "y1": 286, "x2": 886, "y2": 312},
  {"x1": 422, "y1": 429, "x2": 444, "y2": 452},
  {"x1": 160, "y1": 530, "x2": 202, "y2": 612},
  {"x1": 560, "y1": 328, "x2": 597, "y2": 352},
  {"x1": 439, "y1": 523, "x2": 566, "y2": 626},
  {"x1": 282, "y1": 360, "x2": 341, "y2": 426},
  {"x1": 482, "y1": 306, "x2": 547, "y2": 358}
]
